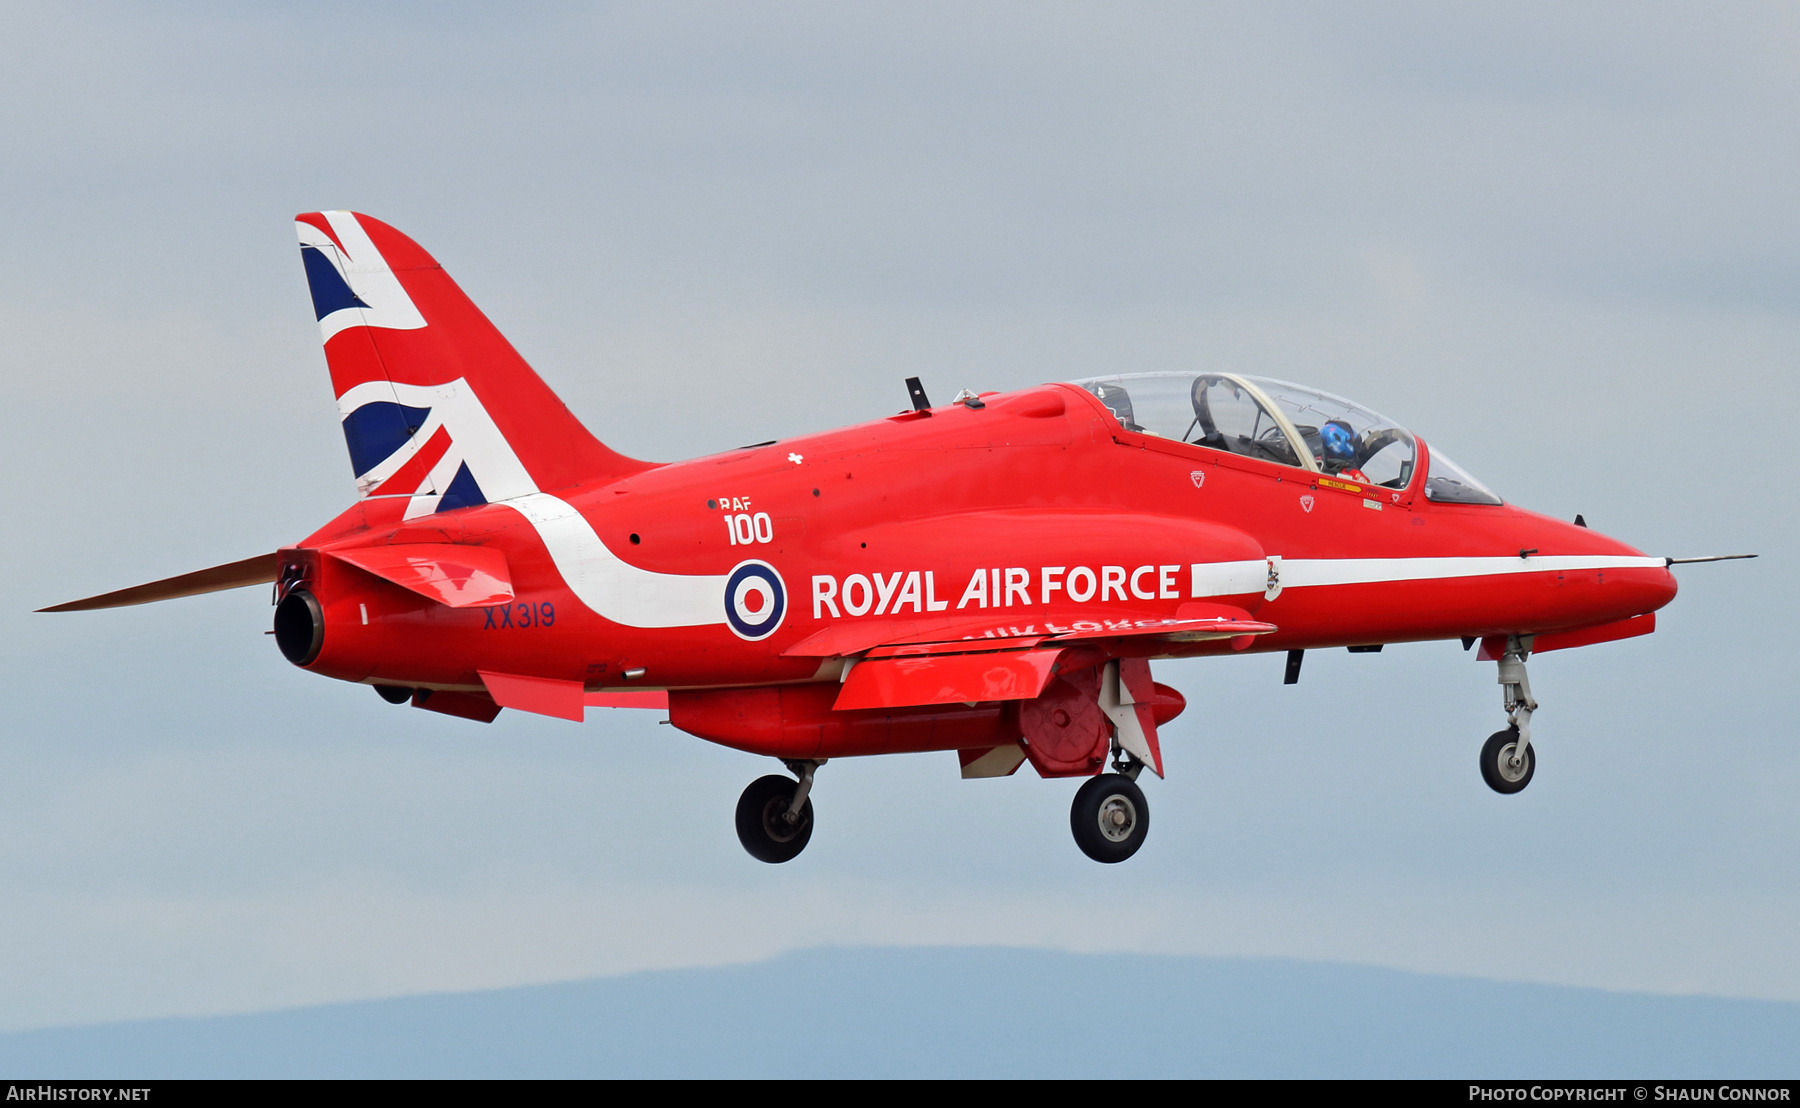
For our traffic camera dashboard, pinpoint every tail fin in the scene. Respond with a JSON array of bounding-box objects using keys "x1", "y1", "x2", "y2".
[{"x1": 295, "y1": 211, "x2": 646, "y2": 517}]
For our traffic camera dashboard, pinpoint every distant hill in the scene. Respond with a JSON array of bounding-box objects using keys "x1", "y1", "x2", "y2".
[{"x1": 1, "y1": 947, "x2": 1796, "y2": 1078}]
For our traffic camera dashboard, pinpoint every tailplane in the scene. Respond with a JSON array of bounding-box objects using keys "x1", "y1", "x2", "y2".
[{"x1": 295, "y1": 211, "x2": 646, "y2": 517}]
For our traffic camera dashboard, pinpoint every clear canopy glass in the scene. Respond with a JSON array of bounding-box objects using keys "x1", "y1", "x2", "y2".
[
  {"x1": 1071, "y1": 372, "x2": 1427, "y2": 492},
  {"x1": 1423, "y1": 447, "x2": 1503, "y2": 505}
]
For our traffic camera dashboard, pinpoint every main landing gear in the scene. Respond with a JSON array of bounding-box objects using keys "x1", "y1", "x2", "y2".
[
  {"x1": 1481, "y1": 635, "x2": 1538, "y2": 795},
  {"x1": 735, "y1": 760, "x2": 821, "y2": 863},
  {"x1": 1070, "y1": 747, "x2": 1151, "y2": 863},
  {"x1": 732, "y1": 749, "x2": 1157, "y2": 863}
]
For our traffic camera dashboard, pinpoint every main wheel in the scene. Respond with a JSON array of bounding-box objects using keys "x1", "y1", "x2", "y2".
[
  {"x1": 1480, "y1": 728, "x2": 1535, "y2": 794},
  {"x1": 1070, "y1": 773, "x2": 1149, "y2": 863},
  {"x1": 735, "y1": 774, "x2": 814, "y2": 863}
]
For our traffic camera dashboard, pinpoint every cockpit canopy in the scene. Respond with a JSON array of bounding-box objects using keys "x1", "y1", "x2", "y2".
[{"x1": 1070, "y1": 372, "x2": 1501, "y2": 504}]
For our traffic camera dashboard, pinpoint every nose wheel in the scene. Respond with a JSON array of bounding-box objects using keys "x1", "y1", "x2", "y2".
[
  {"x1": 1070, "y1": 773, "x2": 1149, "y2": 862},
  {"x1": 1480, "y1": 727, "x2": 1535, "y2": 794},
  {"x1": 734, "y1": 761, "x2": 819, "y2": 863},
  {"x1": 1482, "y1": 634, "x2": 1539, "y2": 795}
]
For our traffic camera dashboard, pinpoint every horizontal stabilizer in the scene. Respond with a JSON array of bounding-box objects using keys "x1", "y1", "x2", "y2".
[
  {"x1": 329, "y1": 544, "x2": 513, "y2": 608},
  {"x1": 835, "y1": 648, "x2": 1062, "y2": 711},
  {"x1": 39, "y1": 553, "x2": 277, "y2": 613}
]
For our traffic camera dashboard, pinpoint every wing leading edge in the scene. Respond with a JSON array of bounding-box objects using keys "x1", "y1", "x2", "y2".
[{"x1": 38, "y1": 553, "x2": 278, "y2": 613}]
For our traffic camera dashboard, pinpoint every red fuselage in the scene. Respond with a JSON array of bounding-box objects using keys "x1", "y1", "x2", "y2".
[{"x1": 281, "y1": 381, "x2": 1674, "y2": 753}]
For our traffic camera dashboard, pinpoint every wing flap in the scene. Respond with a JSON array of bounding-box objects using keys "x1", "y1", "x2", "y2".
[
  {"x1": 864, "y1": 634, "x2": 1046, "y2": 660},
  {"x1": 1050, "y1": 614, "x2": 1277, "y2": 644},
  {"x1": 39, "y1": 553, "x2": 278, "y2": 612},
  {"x1": 585, "y1": 690, "x2": 670, "y2": 709},
  {"x1": 793, "y1": 607, "x2": 1275, "y2": 662},
  {"x1": 835, "y1": 648, "x2": 1063, "y2": 711},
  {"x1": 783, "y1": 617, "x2": 1022, "y2": 658},
  {"x1": 479, "y1": 670, "x2": 584, "y2": 721},
  {"x1": 329, "y1": 544, "x2": 513, "y2": 607}
]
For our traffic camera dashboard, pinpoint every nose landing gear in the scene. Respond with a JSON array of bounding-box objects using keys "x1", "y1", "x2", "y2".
[
  {"x1": 735, "y1": 760, "x2": 822, "y2": 863},
  {"x1": 1482, "y1": 635, "x2": 1538, "y2": 795},
  {"x1": 1480, "y1": 727, "x2": 1534, "y2": 793}
]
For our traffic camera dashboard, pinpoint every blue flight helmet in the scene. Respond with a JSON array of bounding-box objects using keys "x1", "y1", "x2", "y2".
[{"x1": 1320, "y1": 420, "x2": 1358, "y2": 467}]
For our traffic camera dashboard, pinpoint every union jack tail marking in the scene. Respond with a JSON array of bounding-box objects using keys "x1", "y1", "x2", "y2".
[{"x1": 294, "y1": 211, "x2": 647, "y2": 517}]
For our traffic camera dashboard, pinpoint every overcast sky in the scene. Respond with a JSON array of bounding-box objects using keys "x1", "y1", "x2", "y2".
[{"x1": 0, "y1": 1, "x2": 1794, "y2": 1031}]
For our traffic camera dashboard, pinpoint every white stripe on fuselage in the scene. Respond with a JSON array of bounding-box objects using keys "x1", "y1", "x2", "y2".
[
  {"x1": 501, "y1": 493, "x2": 727, "y2": 628},
  {"x1": 488, "y1": 498, "x2": 1660, "y2": 632},
  {"x1": 1190, "y1": 554, "x2": 1665, "y2": 599}
]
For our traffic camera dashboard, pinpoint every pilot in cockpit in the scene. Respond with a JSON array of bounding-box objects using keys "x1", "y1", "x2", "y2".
[
  {"x1": 1319, "y1": 419, "x2": 1369, "y2": 482},
  {"x1": 1071, "y1": 371, "x2": 1420, "y2": 493}
]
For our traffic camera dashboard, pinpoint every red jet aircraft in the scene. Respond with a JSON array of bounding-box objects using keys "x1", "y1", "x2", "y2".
[{"x1": 44, "y1": 211, "x2": 1752, "y2": 863}]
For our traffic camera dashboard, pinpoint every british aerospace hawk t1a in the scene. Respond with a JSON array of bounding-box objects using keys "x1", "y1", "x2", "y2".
[{"x1": 43, "y1": 211, "x2": 1752, "y2": 863}]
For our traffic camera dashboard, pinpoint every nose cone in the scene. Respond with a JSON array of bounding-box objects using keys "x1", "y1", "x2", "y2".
[
  {"x1": 1645, "y1": 561, "x2": 1679, "y2": 611},
  {"x1": 1575, "y1": 521, "x2": 1678, "y2": 618},
  {"x1": 1618, "y1": 561, "x2": 1680, "y2": 619}
]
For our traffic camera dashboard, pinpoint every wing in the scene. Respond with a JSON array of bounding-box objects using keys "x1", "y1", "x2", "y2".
[{"x1": 38, "y1": 553, "x2": 278, "y2": 612}]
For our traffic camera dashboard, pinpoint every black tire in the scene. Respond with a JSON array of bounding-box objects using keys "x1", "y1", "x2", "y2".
[
  {"x1": 1070, "y1": 773, "x2": 1149, "y2": 863},
  {"x1": 735, "y1": 774, "x2": 814, "y2": 863},
  {"x1": 1480, "y1": 728, "x2": 1535, "y2": 794},
  {"x1": 374, "y1": 685, "x2": 414, "y2": 705}
]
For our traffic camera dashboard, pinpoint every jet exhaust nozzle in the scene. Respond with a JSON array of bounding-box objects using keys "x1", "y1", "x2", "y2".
[{"x1": 274, "y1": 589, "x2": 324, "y2": 666}]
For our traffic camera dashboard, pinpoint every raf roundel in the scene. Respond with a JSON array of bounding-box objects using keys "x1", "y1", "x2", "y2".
[{"x1": 724, "y1": 560, "x2": 787, "y2": 641}]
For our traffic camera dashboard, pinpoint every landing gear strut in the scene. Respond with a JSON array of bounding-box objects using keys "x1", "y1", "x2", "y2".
[
  {"x1": 1481, "y1": 635, "x2": 1537, "y2": 795},
  {"x1": 735, "y1": 760, "x2": 822, "y2": 863}
]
